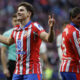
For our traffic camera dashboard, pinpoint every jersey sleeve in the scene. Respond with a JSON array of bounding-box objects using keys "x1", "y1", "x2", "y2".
[{"x1": 33, "y1": 22, "x2": 45, "y2": 37}]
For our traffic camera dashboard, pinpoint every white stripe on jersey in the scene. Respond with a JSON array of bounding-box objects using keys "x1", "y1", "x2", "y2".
[
  {"x1": 66, "y1": 60, "x2": 71, "y2": 72},
  {"x1": 16, "y1": 32, "x2": 20, "y2": 52},
  {"x1": 15, "y1": 32, "x2": 20, "y2": 74},
  {"x1": 34, "y1": 23, "x2": 43, "y2": 31},
  {"x1": 62, "y1": 60, "x2": 66, "y2": 72},
  {"x1": 26, "y1": 25, "x2": 32, "y2": 74},
  {"x1": 21, "y1": 31, "x2": 25, "y2": 51},
  {"x1": 73, "y1": 31, "x2": 80, "y2": 56}
]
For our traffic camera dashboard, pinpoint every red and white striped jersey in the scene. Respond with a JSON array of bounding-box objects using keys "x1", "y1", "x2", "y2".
[
  {"x1": 11, "y1": 21, "x2": 45, "y2": 75},
  {"x1": 60, "y1": 22, "x2": 80, "y2": 73}
]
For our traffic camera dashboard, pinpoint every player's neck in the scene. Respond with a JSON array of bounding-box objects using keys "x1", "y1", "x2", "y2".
[{"x1": 19, "y1": 18, "x2": 31, "y2": 28}]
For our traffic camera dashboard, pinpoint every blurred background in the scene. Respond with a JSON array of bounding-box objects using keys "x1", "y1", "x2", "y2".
[{"x1": 0, "y1": 0, "x2": 80, "y2": 80}]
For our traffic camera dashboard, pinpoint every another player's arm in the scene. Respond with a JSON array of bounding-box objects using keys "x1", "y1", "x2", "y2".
[
  {"x1": 1, "y1": 46, "x2": 10, "y2": 77},
  {"x1": 40, "y1": 15, "x2": 55, "y2": 42},
  {"x1": 0, "y1": 35, "x2": 14, "y2": 45}
]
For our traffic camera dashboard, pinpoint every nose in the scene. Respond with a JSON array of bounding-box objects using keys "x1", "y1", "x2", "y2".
[
  {"x1": 17, "y1": 10, "x2": 21, "y2": 15},
  {"x1": 17, "y1": 11, "x2": 20, "y2": 15}
]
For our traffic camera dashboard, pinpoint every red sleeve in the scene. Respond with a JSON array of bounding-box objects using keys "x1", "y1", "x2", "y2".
[
  {"x1": 38, "y1": 30, "x2": 45, "y2": 37},
  {"x1": 33, "y1": 22, "x2": 45, "y2": 37}
]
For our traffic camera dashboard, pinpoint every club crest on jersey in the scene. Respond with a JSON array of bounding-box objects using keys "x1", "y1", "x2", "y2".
[{"x1": 17, "y1": 40, "x2": 22, "y2": 50}]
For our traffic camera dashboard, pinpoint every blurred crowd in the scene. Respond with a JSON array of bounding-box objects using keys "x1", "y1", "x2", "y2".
[{"x1": 0, "y1": 0, "x2": 80, "y2": 80}]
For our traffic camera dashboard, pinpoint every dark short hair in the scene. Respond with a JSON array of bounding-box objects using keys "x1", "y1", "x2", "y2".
[
  {"x1": 18, "y1": 2, "x2": 34, "y2": 18},
  {"x1": 69, "y1": 7, "x2": 80, "y2": 19}
]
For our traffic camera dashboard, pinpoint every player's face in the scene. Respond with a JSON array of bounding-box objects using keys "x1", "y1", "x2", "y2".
[
  {"x1": 12, "y1": 17, "x2": 18, "y2": 26},
  {"x1": 72, "y1": 13, "x2": 80, "y2": 27},
  {"x1": 17, "y1": 6, "x2": 31, "y2": 21}
]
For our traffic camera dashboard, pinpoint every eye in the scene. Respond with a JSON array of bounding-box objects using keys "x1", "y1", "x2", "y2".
[{"x1": 20, "y1": 9, "x2": 24, "y2": 11}]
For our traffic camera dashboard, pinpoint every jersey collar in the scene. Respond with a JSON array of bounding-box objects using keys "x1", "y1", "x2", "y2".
[
  {"x1": 19, "y1": 20, "x2": 32, "y2": 30},
  {"x1": 70, "y1": 22, "x2": 80, "y2": 30}
]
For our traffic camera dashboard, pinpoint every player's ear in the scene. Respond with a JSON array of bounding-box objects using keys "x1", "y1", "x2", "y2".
[{"x1": 28, "y1": 11, "x2": 31, "y2": 18}]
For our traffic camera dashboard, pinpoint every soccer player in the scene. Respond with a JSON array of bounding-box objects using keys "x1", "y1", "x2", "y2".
[
  {"x1": 0, "y1": 2, "x2": 55, "y2": 80},
  {"x1": 60, "y1": 7, "x2": 80, "y2": 80},
  {"x1": 1, "y1": 14, "x2": 18, "y2": 80}
]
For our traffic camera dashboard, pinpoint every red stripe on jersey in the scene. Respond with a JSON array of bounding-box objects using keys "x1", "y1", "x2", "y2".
[
  {"x1": 17, "y1": 31, "x2": 23, "y2": 74},
  {"x1": 29, "y1": 62, "x2": 33, "y2": 74},
  {"x1": 23, "y1": 35, "x2": 27, "y2": 51},
  {"x1": 73, "y1": 65, "x2": 77, "y2": 72},
  {"x1": 17, "y1": 54, "x2": 20, "y2": 74},
  {"x1": 34, "y1": 63, "x2": 37, "y2": 73},
  {"x1": 22, "y1": 54, "x2": 27, "y2": 74},
  {"x1": 18, "y1": 30, "x2": 22, "y2": 39}
]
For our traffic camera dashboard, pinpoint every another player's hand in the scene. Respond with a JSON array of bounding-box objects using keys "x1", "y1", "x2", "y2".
[
  {"x1": 48, "y1": 14, "x2": 55, "y2": 29},
  {"x1": 3, "y1": 68, "x2": 10, "y2": 77}
]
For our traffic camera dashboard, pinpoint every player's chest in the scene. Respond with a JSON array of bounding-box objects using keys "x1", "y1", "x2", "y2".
[{"x1": 14, "y1": 28, "x2": 37, "y2": 41}]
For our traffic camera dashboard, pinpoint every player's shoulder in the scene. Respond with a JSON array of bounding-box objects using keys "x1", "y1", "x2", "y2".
[
  {"x1": 62, "y1": 24, "x2": 70, "y2": 37},
  {"x1": 32, "y1": 22, "x2": 44, "y2": 30},
  {"x1": 63, "y1": 24, "x2": 73, "y2": 33},
  {"x1": 62, "y1": 24, "x2": 74, "y2": 39}
]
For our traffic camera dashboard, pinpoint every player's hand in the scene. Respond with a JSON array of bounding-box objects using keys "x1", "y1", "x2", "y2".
[
  {"x1": 48, "y1": 14, "x2": 55, "y2": 29},
  {"x1": 3, "y1": 68, "x2": 10, "y2": 77}
]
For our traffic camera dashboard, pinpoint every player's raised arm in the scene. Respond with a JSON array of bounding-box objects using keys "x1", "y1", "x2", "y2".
[
  {"x1": 0, "y1": 35, "x2": 14, "y2": 45},
  {"x1": 40, "y1": 14, "x2": 55, "y2": 42}
]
